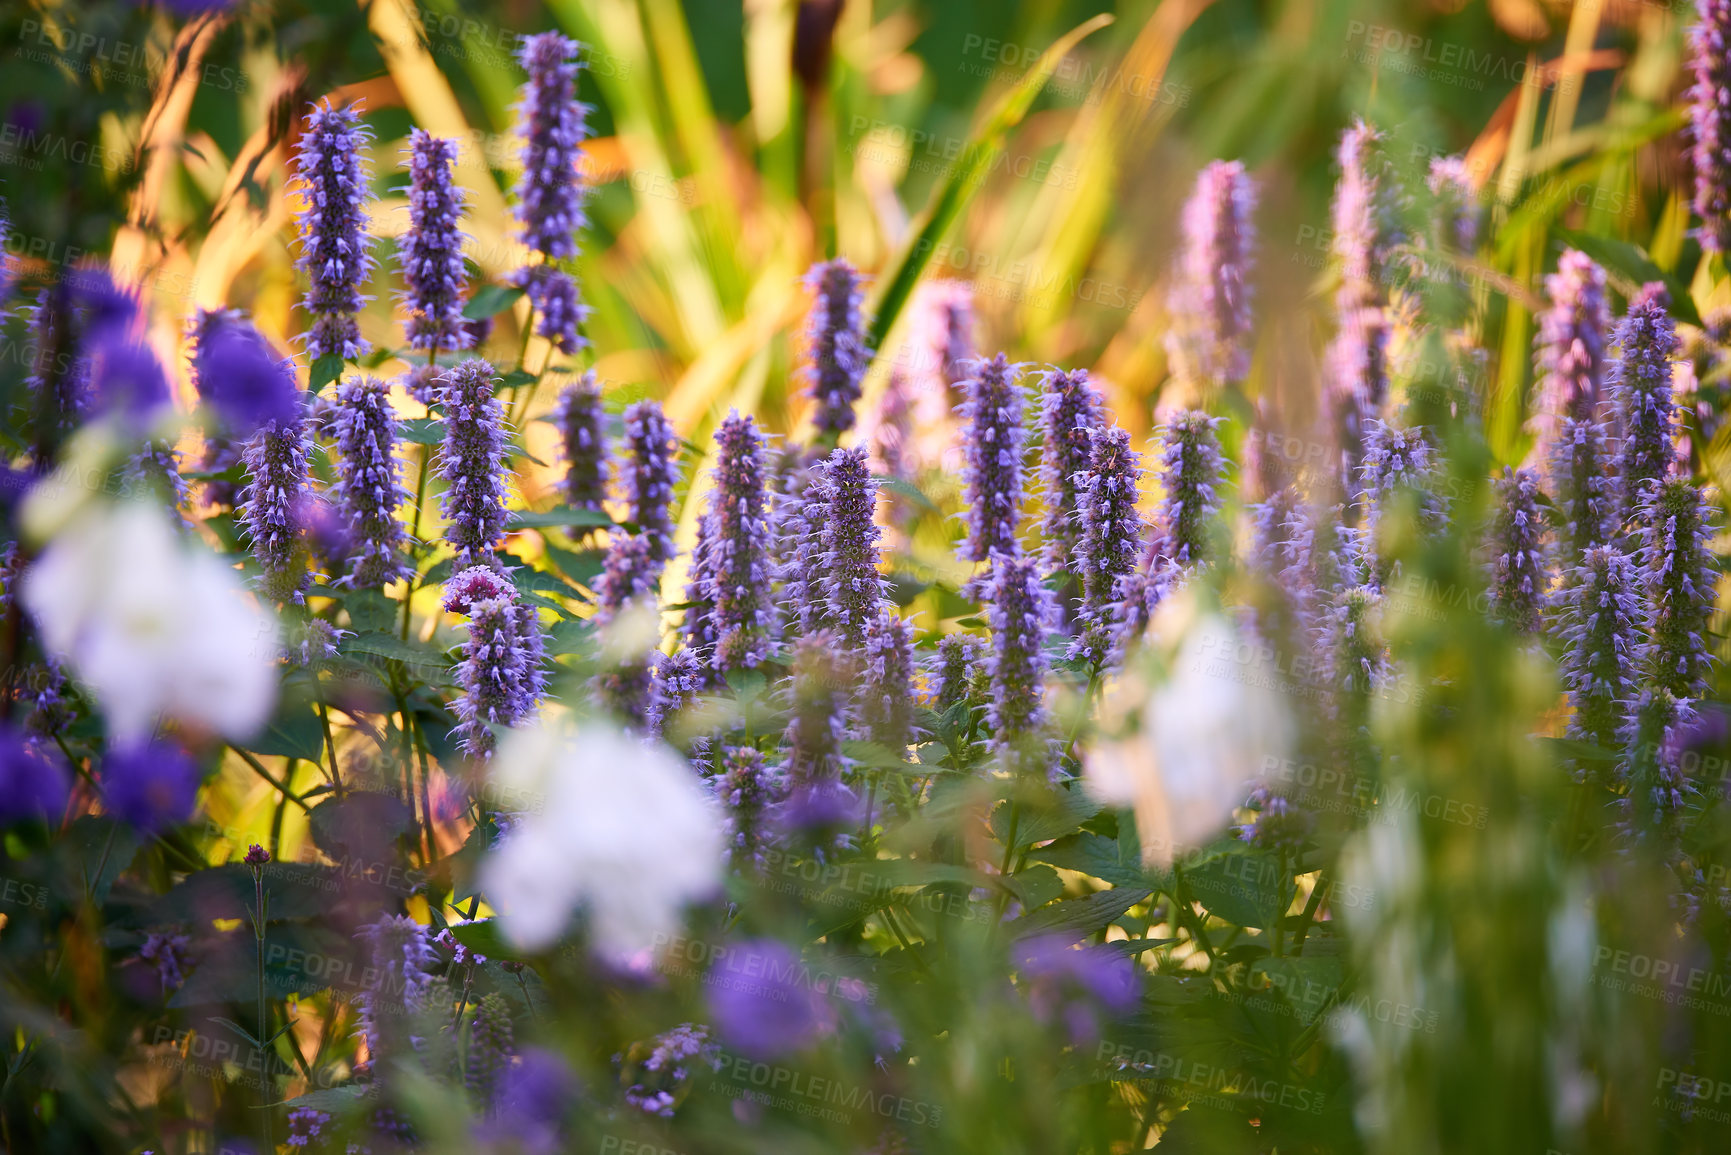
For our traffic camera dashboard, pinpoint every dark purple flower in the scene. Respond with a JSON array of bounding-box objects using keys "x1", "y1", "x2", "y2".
[
  {"x1": 284, "y1": 1107, "x2": 330, "y2": 1151},
  {"x1": 0, "y1": 729, "x2": 68, "y2": 825},
  {"x1": 708, "y1": 939, "x2": 833, "y2": 1059},
  {"x1": 702, "y1": 412, "x2": 777, "y2": 675},
  {"x1": 514, "y1": 264, "x2": 588, "y2": 355},
  {"x1": 442, "y1": 562, "x2": 514, "y2": 615},
  {"x1": 480, "y1": 1047, "x2": 578, "y2": 1152},
  {"x1": 622, "y1": 400, "x2": 679, "y2": 571},
  {"x1": 713, "y1": 745, "x2": 786, "y2": 868},
  {"x1": 818, "y1": 447, "x2": 886, "y2": 647},
  {"x1": 1069, "y1": 425, "x2": 1145, "y2": 666},
  {"x1": 1039, "y1": 368, "x2": 1105, "y2": 576},
  {"x1": 1124, "y1": 411, "x2": 1224, "y2": 634},
  {"x1": 987, "y1": 551, "x2": 1055, "y2": 777},
  {"x1": 959, "y1": 354, "x2": 1029, "y2": 568},
  {"x1": 437, "y1": 359, "x2": 512, "y2": 572},
  {"x1": 139, "y1": 930, "x2": 192, "y2": 996},
  {"x1": 196, "y1": 322, "x2": 304, "y2": 436},
  {"x1": 293, "y1": 100, "x2": 375, "y2": 360},
  {"x1": 240, "y1": 417, "x2": 315, "y2": 604},
  {"x1": 1358, "y1": 420, "x2": 1442, "y2": 580},
  {"x1": 511, "y1": 32, "x2": 592, "y2": 354},
  {"x1": 332, "y1": 375, "x2": 411, "y2": 588},
  {"x1": 802, "y1": 259, "x2": 870, "y2": 441},
  {"x1": 1611, "y1": 284, "x2": 1680, "y2": 518},
  {"x1": 860, "y1": 610, "x2": 915, "y2": 751},
  {"x1": 1638, "y1": 477, "x2": 1716, "y2": 700},
  {"x1": 1488, "y1": 467, "x2": 1547, "y2": 636},
  {"x1": 103, "y1": 741, "x2": 200, "y2": 832},
  {"x1": 85, "y1": 326, "x2": 170, "y2": 425},
  {"x1": 1166, "y1": 159, "x2": 1257, "y2": 388},
  {"x1": 551, "y1": 371, "x2": 609, "y2": 512},
  {"x1": 399, "y1": 130, "x2": 472, "y2": 354},
  {"x1": 928, "y1": 634, "x2": 983, "y2": 714},
  {"x1": 244, "y1": 843, "x2": 271, "y2": 866},
  {"x1": 1689, "y1": 0, "x2": 1731, "y2": 254},
  {"x1": 1016, "y1": 934, "x2": 1139, "y2": 1046},
  {"x1": 449, "y1": 568, "x2": 535, "y2": 758},
  {"x1": 1558, "y1": 545, "x2": 1641, "y2": 752}
]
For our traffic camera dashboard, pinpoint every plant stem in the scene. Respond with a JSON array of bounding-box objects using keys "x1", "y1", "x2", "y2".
[
  {"x1": 233, "y1": 746, "x2": 311, "y2": 811},
  {"x1": 252, "y1": 865, "x2": 273, "y2": 1153}
]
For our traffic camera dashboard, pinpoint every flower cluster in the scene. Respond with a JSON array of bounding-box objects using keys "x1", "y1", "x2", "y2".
[
  {"x1": 438, "y1": 359, "x2": 512, "y2": 572},
  {"x1": 239, "y1": 416, "x2": 314, "y2": 604},
  {"x1": 1039, "y1": 368, "x2": 1105, "y2": 575},
  {"x1": 959, "y1": 354, "x2": 1029, "y2": 569},
  {"x1": 552, "y1": 371, "x2": 609, "y2": 513},
  {"x1": 510, "y1": 31, "x2": 592, "y2": 353},
  {"x1": 1166, "y1": 159, "x2": 1257, "y2": 388},
  {"x1": 1689, "y1": 0, "x2": 1731, "y2": 254},
  {"x1": 293, "y1": 100, "x2": 375, "y2": 360},
  {"x1": 400, "y1": 130, "x2": 472, "y2": 353},
  {"x1": 802, "y1": 259, "x2": 870, "y2": 441},
  {"x1": 331, "y1": 375, "x2": 411, "y2": 588},
  {"x1": 1611, "y1": 284, "x2": 1680, "y2": 517},
  {"x1": 623, "y1": 400, "x2": 680, "y2": 571}
]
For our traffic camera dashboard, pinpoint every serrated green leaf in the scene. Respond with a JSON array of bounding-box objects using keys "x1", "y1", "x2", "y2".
[
  {"x1": 309, "y1": 355, "x2": 344, "y2": 392},
  {"x1": 462, "y1": 283, "x2": 524, "y2": 319}
]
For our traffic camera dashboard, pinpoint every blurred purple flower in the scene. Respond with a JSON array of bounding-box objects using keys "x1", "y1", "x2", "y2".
[
  {"x1": 1016, "y1": 935, "x2": 1139, "y2": 1046},
  {"x1": 102, "y1": 741, "x2": 200, "y2": 832},
  {"x1": 708, "y1": 939, "x2": 833, "y2": 1058},
  {"x1": 987, "y1": 550, "x2": 1055, "y2": 777},
  {"x1": 551, "y1": 371, "x2": 609, "y2": 513},
  {"x1": 479, "y1": 1047, "x2": 578, "y2": 1152},
  {"x1": 1166, "y1": 159, "x2": 1257, "y2": 388},
  {"x1": 1689, "y1": 0, "x2": 1731, "y2": 254},
  {"x1": 1639, "y1": 476, "x2": 1716, "y2": 700},
  {"x1": 0, "y1": 729, "x2": 68, "y2": 826},
  {"x1": 197, "y1": 324, "x2": 304, "y2": 436}
]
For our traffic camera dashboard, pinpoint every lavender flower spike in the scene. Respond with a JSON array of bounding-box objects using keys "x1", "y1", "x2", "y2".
[
  {"x1": 1121, "y1": 411, "x2": 1225, "y2": 639},
  {"x1": 1427, "y1": 155, "x2": 1479, "y2": 254},
  {"x1": 437, "y1": 359, "x2": 512, "y2": 572},
  {"x1": 1638, "y1": 476, "x2": 1717, "y2": 701},
  {"x1": 551, "y1": 371, "x2": 609, "y2": 513},
  {"x1": 511, "y1": 32, "x2": 592, "y2": 354},
  {"x1": 928, "y1": 634, "x2": 984, "y2": 714},
  {"x1": 1534, "y1": 249, "x2": 1611, "y2": 443},
  {"x1": 960, "y1": 354, "x2": 1030, "y2": 567},
  {"x1": 706, "y1": 412, "x2": 777, "y2": 675},
  {"x1": 1689, "y1": 0, "x2": 1731, "y2": 254},
  {"x1": 860, "y1": 610, "x2": 916, "y2": 752},
  {"x1": 1487, "y1": 467, "x2": 1547, "y2": 636},
  {"x1": 594, "y1": 534, "x2": 662, "y2": 729},
  {"x1": 1550, "y1": 416, "x2": 1614, "y2": 572},
  {"x1": 802, "y1": 259, "x2": 870, "y2": 442},
  {"x1": 1611, "y1": 284, "x2": 1680, "y2": 519},
  {"x1": 239, "y1": 415, "x2": 314, "y2": 604},
  {"x1": 400, "y1": 130, "x2": 472, "y2": 353},
  {"x1": 819, "y1": 447, "x2": 887, "y2": 647},
  {"x1": 1165, "y1": 159, "x2": 1257, "y2": 388},
  {"x1": 293, "y1": 100, "x2": 375, "y2": 360},
  {"x1": 623, "y1": 400, "x2": 679, "y2": 571},
  {"x1": 332, "y1": 375, "x2": 411, "y2": 588},
  {"x1": 783, "y1": 633, "x2": 853, "y2": 788},
  {"x1": 715, "y1": 745, "x2": 786, "y2": 869},
  {"x1": 447, "y1": 566, "x2": 534, "y2": 758},
  {"x1": 987, "y1": 550, "x2": 1056, "y2": 777},
  {"x1": 1069, "y1": 425, "x2": 1146, "y2": 666},
  {"x1": 1325, "y1": 121, "x2": 1401, "y2": 474},
  {"x1": 780, "y1": 471, "x2": 830, "y2": 637},
  {"x1": 1619, "y1": 688, "x2": 1694, "y2": 847},
  {"x1": 1039, "y1": 368, "x2": 1105, "y2": 576},
  {"x1": 1557, "y1": 545, "x2": 1642, "y2": 752}
]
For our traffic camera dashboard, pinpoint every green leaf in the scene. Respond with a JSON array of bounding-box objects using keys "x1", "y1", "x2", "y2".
[
  {"x1": 243, "y1": 703, "x2": 327, "y2": 762},
  {"x1": 1007, "y1": 885, "x2": 1151, "y2": 943},
  {"x1": 876, "y1": 475, "x2": 938, "y2": 514},
  {"x1": 342, "y1": 631, "x2": 439, "y2": 666},
  {"x1": 398, "y1": 417, "x2": 443, "y2": 445},
  {"x1": 309, "y1": 355, "x2": 344, "y2": 392},
  {"x1": 1556, "y1": 230, "x2": 1701, "y2": 328},
  {"x1": 1183, "y1": 842, "x2": 1288, "y2": 930},
  {"x1": 1027, "y1": 832, "x2": 1150, "y2": 890},
  {"x1": 508, "y1": 507, "x2": 616, "y2": 530},
  {"x1": 208, "y1": 1016, "x2": 264, "y2": 1050},
  {"x1": 462, "y1": 283, "x2": 524, "y2": 319}
]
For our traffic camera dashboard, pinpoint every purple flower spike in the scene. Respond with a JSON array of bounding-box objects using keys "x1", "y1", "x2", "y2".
[
  {"x1": 623, "y1": 1024, "x2": 720, "y2": 1119},
  {"x1": 0, "y1": 729, "x2": 68, "y2": 826},
  {"x1": 1159, "y1": 410, "x2": 1226, "y2": 568},
  {"x1": 1558, "y1": 545, "x2": 1642, "y2": 752},
  {"x1": 779, "y1": 471, "x2": 830, "y2": 637},
  {"x1": 860, "y1": 610, "x2": 916, "y2": 751},
  {"x1": 714, "y1": 745, "x2": 786, "y2": 868},
  {"x1": 708, "y1": 939, "x2": 833, "y2": 1059},
  {"x1": 400, "y1": 130, "x2": 472, "y2": 353},
  {"x1": 1427, "y1": 155, "x2": 1479, "y2": 254},
  {"x1": 483, "y1": 1047, "x2": 578, "y2": 1152},
  {"x1": 1039, "y1": 368, "x2": 1105, "y2": 576},
  {"x1": 332, "y1": 375, "x2": 411, "y2": 588},
  {"x1": 511, "y1": 32, "x2": 592, "y2": 354},
  {"x1": 103, "y1": 740, "x2": 200, "y2": 833},
  {"x1": 802, "y1": 259, "x2": 870, "y2": 441},
  {"x1": 293, "y1": 100, "x2": 375, "y2": 360},
  {"x1": 1070, "y1": 425, "x2": 1146, "y2": 667},
  {"x1": 1638, "y1": 477, "x2": 1717, "y2": 701},
  {"x1": 1611, "y1": 284, "x2": 1680, "y2": 518},
  {"x1": 1534, "y1": 249, "x2": 1611, "y2": 444},
  {"x1": 1689, "y1": 0, "x2": 1731, "y2": 254},
  {"x1": 449, "y1": 568, "x2": 535, "y2": 758},
  {"x1": 818, "y1": 447, "x2": 887, "y2": 647},
  {"x1": 1549, "y1": 417, "x2": 1614, "y2": 570},
  {"x1": 85, "y1": 326, "x2": 171, "y2": 427},
  {"x1": 928, "y1": 634, "x2": 984, "y2": 714},
  {"x1": 622, "y1": 400, "x2": 679, "y2": 571},
  {"x1": 1620, "y1": 689, "x2": 1695, "y2": 847},
  {"x1": 355, "y1": 915, "x2": 435, "y2": 1059},
  {"x1": 437, "y1": 359, "x2": 512, "y2": 573},
  {"x1": 783, "y1": 633, "x2": 853, "y2": 787},
  {"x1": 960, "y1": 354, "x2": 1030, "y2": 569},
  {"x1": 1166, "y1": 159, "x2": 1258, "y2": 388},
  {"x1": 704, "y1": 412, "x2": 777, "y2": 676},
  {"x1": 240, "y1": 416, "x2": 314, "y2": 604},
  {"x1": 594, "y1": 535, "x2": 661, "y2": 730},
  {"x1": 26, "y1": 284, "x2": 88, "y2": 463},
  {"x1": 1488, "y1": 467, "x2": 1548, "y2": 636},
  {"x1": 1358, "y1": 420, "x2": 1442, "y2": 578},
  {"x1": 1016, "y1": 935, "x2": 1139, "y2": 1047},
  {"x1": 552, "y1": 371, "x2": 609, "y2": 513},
  {"x1": 987, "y1": 550, "x2": 1056, "y2": 777},
  {"x1": 1325, "y1": 120, "x2": 1401, "y2": 475}
]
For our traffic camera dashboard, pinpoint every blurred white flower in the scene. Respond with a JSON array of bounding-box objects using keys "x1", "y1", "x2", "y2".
[
  {"x1": 1083, "y1": 593, "x2": 1295, "y2": 866},
  {"x1": 21, "y1": 499, "x2": 279, "y2": 744},
  {"x1": 480, "y1": 715, "x2": 725, "y2": 958}
]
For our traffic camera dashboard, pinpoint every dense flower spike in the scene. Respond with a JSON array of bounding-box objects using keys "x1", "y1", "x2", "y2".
[
  {"x1": 1326, "y1": 120, "x2": 1402, "y2": 473},
  {"x1": 1039, "y1": 368, "x2": 1106, "y2": 575},
  {"x1": 623, "y1": 400, "x2": 679, "y2": 571},
  {"x1": 1427, "y1": 155, "x2": 1479, "y2": 254},
  {"x1": 26, "y1": 283, "x2": 86, "y2": 466},
  {"x1": 783, "y1": 633, "x2": 853, "y2": 787},
  {"x1": 356, "y1": 915, "x2": 436, "y2": 1059},
  {"x1": 1549, "y1": 417, "x2": 1614, "y2": 570},
  {"x1": 594, "y1": 534, "x2": 661, "y2": 729},
  {"x1": 959, "y1": 354, "x2": 1030, "y2": 567},
  {"x1": 1358, "y1": 420, "x2": 1441, "y2": 579},
  {"x1": 1620, "y1": 688, "x2": 1693, "y2": 846},
  {"x1": 239, "y1": 417, "x2": 314, "y2": 604},
  {"x1": 1070, "y1": 425, "x2": 1145, "y2": 665},
  {"x1": 698, "y1": 412, "x2": 777, "y2": 675},
  {"x1": 779, "y1": 473, "x2": 830, "y2": 636},
  {"x1": 1638, "y1": 477, "x2": 1717, "y2": 700},
  {"x1": 552, "y1": 371, "x2": 609, "y2": 512},
  {"x1": 987, "y1": 550, "x2": 1056, "y2": 776},
  {"x1": 293, "y1": 100, "x2": 374, "y2": 360},
  {"x1": 1165, "y1": 160, "x2": 1258, "y2": 388},
  {"x1": 438, "y1": 359, "x2": 511, "y2": 572},
  {"x1": 1611, "y1": 284, "x2": 1680, "y2": 518},
  {"x1": 1534, "y1": 249, "x2": 1611, "y2": 441},
  {"x1": 1487, "y1": 467, "x2": 1547, "y2": 635},
  {"x1": 1558, "y1": 545, "x2": 1643, "y2": 751},
  {"x1": 399, "y1": 130, "x2": 471, "y2": 353},
  {"x1": 1158, "y1": 411, "x2": 1226, "y2": 569},
  {"x1": 819, "y1": 447, "x2": 887, "y2": 647},
  {"x1": 1689, "y1": 0, "x2": 1731, "y2": 254},
  {"x1": 929, "y1": 634, "x2": 984, "y2": 714},
  {"x1": 624, "y1": 1024, "x2": 722, "y2": 1118},
  {"x1": 860, "y1": 610, "x2": 915, "y2": 751},
  {"x1": 510, "y1": 32, "x2": 592, "y2": 354},
  {"x1": 449, "y1": 568, "x2": 534, "y2": 758},
  {"x1": 466, "y1": 993, "x2": 514, "y2": 1118},
  {"x1": 714, "y1": 745, "x2": 786, "y2": 868},
  {"x1": 331, "y1": 375, "x2": 410, "y2": 588},
  {"x1": 802, "y1": 259, "x2": 870, "y2": 441}
]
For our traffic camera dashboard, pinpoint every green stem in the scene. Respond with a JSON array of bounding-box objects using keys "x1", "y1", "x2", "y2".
[
  {"x1": 252, "y1": 866, "x2": 273, "y2": 1153},
  {"x1": 401, "y1": 447, "x2": 431, "y2": 643},
  {"x1": 232, "y1": 747, "x2": 311, "y2": 811},
  {"x1": 1289, "y1": 871, "x2": 1329, "y2": 957}
]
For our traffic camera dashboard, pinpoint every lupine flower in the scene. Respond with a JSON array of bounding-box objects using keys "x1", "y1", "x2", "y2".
[
  {"x1": 1427, "y1": 155, "x2": 1479, "y2": 255},
  {"x1": 1549, "y1": 417, "x2": 1614, "y2": 571},
  {"x1": 331, "y1": 375, "x2": 411, "y2": 588},
  {"x1": 510, "y1": 32, "x2": 591, "y2": 353},
  {"x1": 355, "y1": 915, "x2": 436, "y2": 1059},
  {"x1": 1165, "y1": 159, "x2": 1257, "y2": 388},
  {"x1": 1015, "y1": 935, "x2": 1139, "y2": 1046},
  {"x1": 438, "y1": 359, "x2": 511, "y2": 572},
  {"x1": 1487, "y1": 467, "x2": 1548, "y2": 636},
  {"x1": 959, "y1": 354, "x2": 1029, "y2": 570},
  {"x1": 1557, "y1": 545, "x2": 1642, "y2": 752},
  {"x1": 623, "y1": 400, "x2": 679, "y2": 570},
  {"x1": 860, "y1": 610, "x2": 915, "y2": 751},
  {"x1": 802, "y1": 259, "x2": 870, "y2": 441},
  {"x1": 0, "y1": 728, "x2": 69, "y2": 826},
  {"x1": 240, "y1": 416, "x2": 314, "y2": 604},
  {"x1": 818, "y1": 447, "x2": 886, "y2": 647},
  {"x1": 928, "y1": 634, "x2": 984, "y2": 715},
  {"x1": 623, "y1": 1024, "x2": 721, "y2": 1118},
  {"x1": 986, "y1": 550, "x2": 1055, "y2": 777},
  {"x1": 1688, "y1": 0, "x2": 1731, "y2": 254},
  {"x1": 1638, "y1": 476, "x2": 1716, "y2": 700},
  {"x1": 399, "y1": 130, "x2": 472, "y2": 353},
  {"x1": 102, "y1": 740, "x2": 200, "y2": 832},
  {"x1": 449, "y1": 568, "x2": 535, "y2": 758},
  {"x1": 714, "y1": 745, "x2": 786, "y2": 868},
  {"x1": 1070, "y1": 425, "x2": 1145, "y2": 666},
  {"x1": 552, "y1": 371, "x2": 609, "y2": 513},
  {"x1": 779, "y1": 472, "x2": 830, "y2": 636},
  {"x1": 293, "y1": 100, "x2": 374, "y2": 360},
  {"x1": 708, "y1": 939, "x2": 833, "y2": 1059},
  {"x1": 1611, "y1": 283, "x2": 1680, "y2": 518},
  {"x1": 1039, "y1": 368, "x2": 1105, "y2": 576},
  {"x1": 1619, "y1": 688, "x2": 1693, "y2": 846},
  {"x1": 466, "y1": 992, "x2": 514, "y2": 1117},
  {"x1": 479, "y1": 717, "x2": 723, "y2": 956},
  {"x1": 701, "y1": 412, "x2": 777, "y2": 675},
  {"x1": 1534, "y1": 250, "x2": 1610, "y2": 446}
]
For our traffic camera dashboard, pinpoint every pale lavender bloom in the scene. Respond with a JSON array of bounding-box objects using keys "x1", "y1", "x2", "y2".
[
  {"x1": 1611, "y1": 283, "x2": 1680, "y2": 519},
  {"x1": 622, "y1": 400, "x2": 679, "y2": 571},
  {"x1": 511, "y1": 32, "x2": 592, "y2": 353},
  {"x1": 1325, "y1": 121, "x2": 1401, "y2": 474},
  {"x1": 819, "y1": 447, "x2": 887, "y2": 647},
  {"x1": 1124, "y1": 411, "x2": 1224, "y2": 634},
  {"x1": 1534, "y1": 250, "x2": 1611, "y2": 447},
  {"x1": 714, "y1": 745, "x2": 786, "y2": 868},
  {"x1": 516, "y1": 601, "x2": 548, "y2": 712},
  {"x1": 650, "y1": 648, "x2": 706, "y2": 735},
  {"x1": 399, "y1": 130, "x2": 472, "y2": 353},
  {"x1": 1427, "y1": 155, "x2": 1479, "y2": 254},
  {"x1": 624, "y1": 1024, "x2": 721, "y2": 1119},
  {"x1": 779, "y1": 471, "x2": 829, "y2": 637},
  {"x1": 1638, "y1": 477, "x2": 1717, "y2": 700},
  {"x1": 987, "y1": 550, "x2": 1055, "y2": 777},
  {"x1": 285, "y1": 1107, "x2": 330, "y2": 1151},
  {"x1": 708, "y1": 939, "x2": 832, "y2": 1059},
  {"x1": 1488, "y1": 467, "x2": 1548, "y2": 636},
  {"x1": 449, "y1": 569, "x2": 535, "y2": 758},
  {"x1": 1239, "y1": 785, "x2": 1310, "y2": 854},
  {"x1": 1550, "y1": 417, "x2": 1614, "y2": 570},
  {"x1": 1039, "y1": 368, "x2": 1105, "y2": 575},
  {"x1": 1325, "y1": 304, "x2": 1390, "y2": 477},
  {"x1": 1557, "y1": 545, "x2": 1642, "y2": 751},
  {"x1": 355, "y1": 915, "x2": 436, "y2": 1059},
  {"x1": 551, "y1": 371, "x2": 608, "y2": 512},
  {"x1": 706, "y1": 413, "x2": 777, "y2": 675},
  {"x1": 928, "y1": 634, "x2": 983, "y2": 715},
  {"x1": 959, "y1": 354, "x2": 1030, "y2": 568},
  {"x1": 1358, "y1": 420, "x2": 1442, "y2": 580},
  {"x1": 802, "y1": 259, "x2": 870, "y2": 440},
  {"x1": 1069, "y1": 425, "x2": 1145, "y2": 666},
  {"x1": 1165, "y1": 159, "x2": 1257, "y2": 387},
  {"x1": 517, "y1": 265, "x2": 587, "y2": 355},
  {"x1": 1016, "y1": 935, "x2": 1139, "y2": 1046},
  {"x1": 438, "y1": 359, "x2": 511, "y2": 573},
  {"x1": 1326, "y1": 584, "x2": 1389, "y2": 706},
  {"x1": 1619, "y1": 688, "x2": 1694, "y2": 846},
  {"x1": 332, "y1": 375, "x2": 411, "y2": 588},
  {"x1": 860, "y1": 609, "x2": 916, "y2": 751},
  {"x1": 239, "y1": 417, "x2": 314, "y2": 604},
  {"x1": 293, "y1": 100, "x2": 375, "y2": 360},
  {"x1": 1688, "y1": 0, "x2": 1731, "y2": 254}
]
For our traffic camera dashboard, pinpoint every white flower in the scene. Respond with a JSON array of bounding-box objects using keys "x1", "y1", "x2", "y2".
[
  {"x1": 479, "y1": 715, "x2": 725, "y2": 958},
  {"x1": 21, "y1": 499, "x2": 279, "y2": 744},
  {"x1": 1084, "y1": 592, "x2": 1295, "y2": 866}
]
